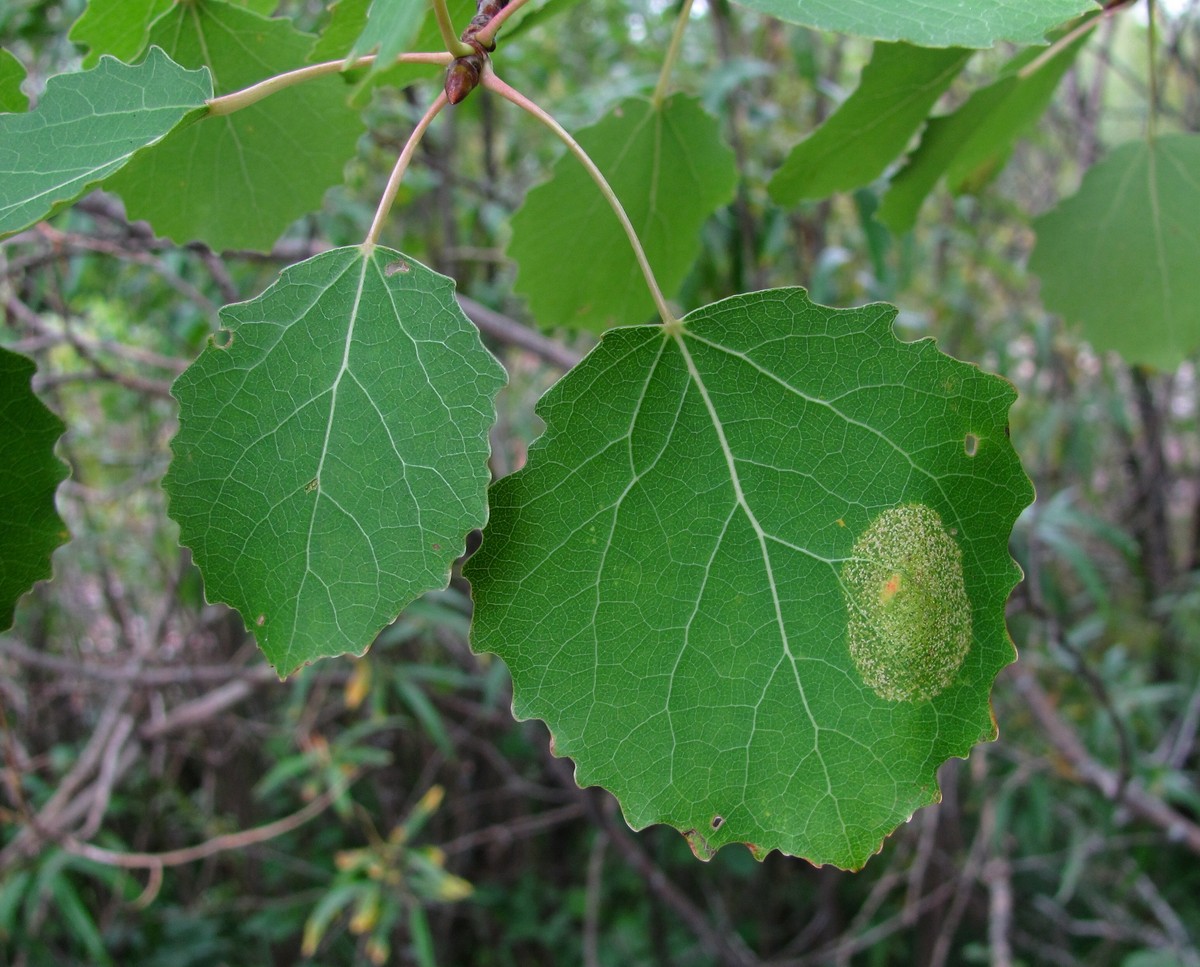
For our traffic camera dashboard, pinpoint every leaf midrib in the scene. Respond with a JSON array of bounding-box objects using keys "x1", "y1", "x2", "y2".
[{"x1": 670, "y1": 328, "x2": 850, "y2": 857}]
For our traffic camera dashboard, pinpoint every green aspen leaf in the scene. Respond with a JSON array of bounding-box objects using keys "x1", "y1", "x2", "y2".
[
  {"x1": 508, "y1": 94, "x2": 737, "y2": 333},
  {"x1": 0, "y1": 49, "x2": 28, "y2": 112},
  {"x1": 769, "y1": 43, "x2": 971, "y2": 204},
  {"x1": 68, "y1": 0, "x2": 171, "y2": 67},
  {"x1": 345, "y1": 0, "x2": 425, "y2": 68},
  {"x1": 0, "y1": 348, "x2": 69, "y2": 631},
  {"x1": 497, "y1": 0, "x2": 588, "y2": 41},
  {"x1": 105, "y1": 0, "x2": 365, "y2": 253},
  {"x1": 165, "y1": 247, "x2": 506, "y2": 675},
  {"x1": 309, "y1": 0, "x2": 371, "y2": 61},
  {"x1": 729, "y1": 0, "x2": 1099, "y2": 47},
  {"x1": 312, "y1": 0, "x2": 474, "y2": 104},
  {"x1": 69, "y1": 0, "x2": 277, "y2": 67},
  {"x1": 467, "y1": 290, "x2": 1032, "y2": 868},
  {"x1": 1030, "y1": 135, "x2": 1200, "y2": 371},
  {"x1": 879, "y1": 29, "x2": 1091, "y2": 233},
  {"x1": 0, "y1": 48, "x2": 212, "y2": 239},
  {"x1": 311, "y1": 0, "x2": 425, "y2": 74}
]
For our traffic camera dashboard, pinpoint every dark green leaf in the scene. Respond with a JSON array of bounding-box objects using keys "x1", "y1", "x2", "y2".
[
  {"x1": 0, "y1": 47, "x2": 211, "y2": 240},
  {"x1": 68, "y1": 0, "x2": 171, "y2": 67},
  {"x1": 0, "y1": 48, "x2": 28, "y2": 112},
  {"x1": 1030, "y1": 134, "x2": 1200, "y2": 370},
  {"x1": 104, "y1": 0, "x2": 365, "y2": 252},
  {"x1": 313, "y1": 0, "x2": 426, "y2": 75},
  {"x1": 878, "y1": 30, "x2": 1091, "y2": 233},
  {"x1": 69, "y1": 0, "x2": 278, "y2": 67},
  {"x1": 509, "y1": 94, "x2": 737, "y2": 333},
  {"x1": 467, "y1": 289, "x2": 1032, "y2": 868},
  {"x1": 308, "y1": 0, "x2": 370, "y2": 61},
  {"x1": 165, "y1": 247, "x2": 506, "y2": 675},
  {"x1": 0, "y1": 348, "x2": 69, "y2": 631},
  {"x1": 769, "y1": 43, "x2": 971, "y2": 204},
  {"x1": 322, "y1": 0, "x2": 479, "y2": 111}
]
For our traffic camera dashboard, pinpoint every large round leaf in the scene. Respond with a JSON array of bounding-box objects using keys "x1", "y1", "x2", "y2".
[{"x1": 467, "y1": 289, "x2": 1032, "y2": 868}]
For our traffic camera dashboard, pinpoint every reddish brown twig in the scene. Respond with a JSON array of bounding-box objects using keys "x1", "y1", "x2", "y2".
[{"x1": 445, "y1": 0, "x2": 510, "y2": 104}]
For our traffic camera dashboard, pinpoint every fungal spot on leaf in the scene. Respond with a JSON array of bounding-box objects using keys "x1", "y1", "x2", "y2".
[
  {"x1": 842, "y1": 504, "x2": 971, "y2": 703},
  {"x1": 711, "y1": 815, "x2": 725, "y2": 830},
  {"x1": 212, "y1": 329, "x2": 233, "y2": 349},
  {"x1": 384, "y1": 259, "x2": 410, "y2": 276},
  {"x1": 305, "y1": 478, "x2": 318, "y2": 494},
  {"x1": 255, "y1": 614, "x2": 266, "y2": 627},
  {"x1": 964, "y1": 433, "x2": 980, "y2": 457}
]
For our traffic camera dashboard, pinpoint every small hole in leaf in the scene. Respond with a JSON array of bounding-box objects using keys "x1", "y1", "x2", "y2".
[
  {"x1": 711, "y1": 815, "x2": 725, "y2": 830},
  {"x1": 964, "y1": 433, "x2": 980, "y2": 457},
  {"x1": 213, "y1": 329, "x2": 233, "y2": 349},
  {"x1": 385, "y1": 260, "x2": 410, "y2": 276}
]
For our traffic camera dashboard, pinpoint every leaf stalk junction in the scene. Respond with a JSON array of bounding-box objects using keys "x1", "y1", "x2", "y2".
[{"x1": 198, "y1": 0, "x2": 680, "y2": 326}]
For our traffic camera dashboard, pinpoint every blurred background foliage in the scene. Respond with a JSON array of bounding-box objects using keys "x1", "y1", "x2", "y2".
[{"x1": 2, "y1": 0, "x2": 1200, "y2": 964}]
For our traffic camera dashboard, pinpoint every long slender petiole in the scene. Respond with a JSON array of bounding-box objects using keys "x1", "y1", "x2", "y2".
[
  {"x1": 482, "y1": 68, "x2": 679, "y2": 327},
  {"x1": 364, "y1": 91, "x2": 451, "y2": 249},
  {"x1": 473, "y1": 0, "x2": 534, "y2": 49},
  {"x1": 207, "y1": 53, "x2": 452, "y2": 117},
  {"x1": 1146, "y1": 0, "x2": 1158, "y2": 142},
  {"x1": 652, "y1": 0, "x2": 696, "y2": 108},
  {"x1": 1016, "y1": 0, "x2": 1133, "y2": 80},
  {"x1": 432, "y1": 0, "x2": 475, "y2": 57}
]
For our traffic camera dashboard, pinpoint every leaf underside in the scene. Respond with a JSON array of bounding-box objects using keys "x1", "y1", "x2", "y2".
[
  {"x1": 1031, "y1": 134, "x2": 1200, "y2": 371},
  {"x1": 0, "y1": 47, "x2": 211, "y2": 239},
  {"x1": 0, "y1": 348, "x2": 69, "y2": 631},
  {"x1": 165, "y1": 247, "x2": 506, "y2": 675},
  {"x1": 728, "y1": 0, "x2": 1100, "y2": 47},
  {"x1": 467, "y1": 289, "x2": 1032, "y2": 869}
]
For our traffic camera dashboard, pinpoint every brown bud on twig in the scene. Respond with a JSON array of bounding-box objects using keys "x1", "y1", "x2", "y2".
[
  {"x1": 443, "y1": 0, "x2": 508, "y2": 105},
  {"x1": 445, "y1": 55, "x2": 483, "y2": 105}
]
